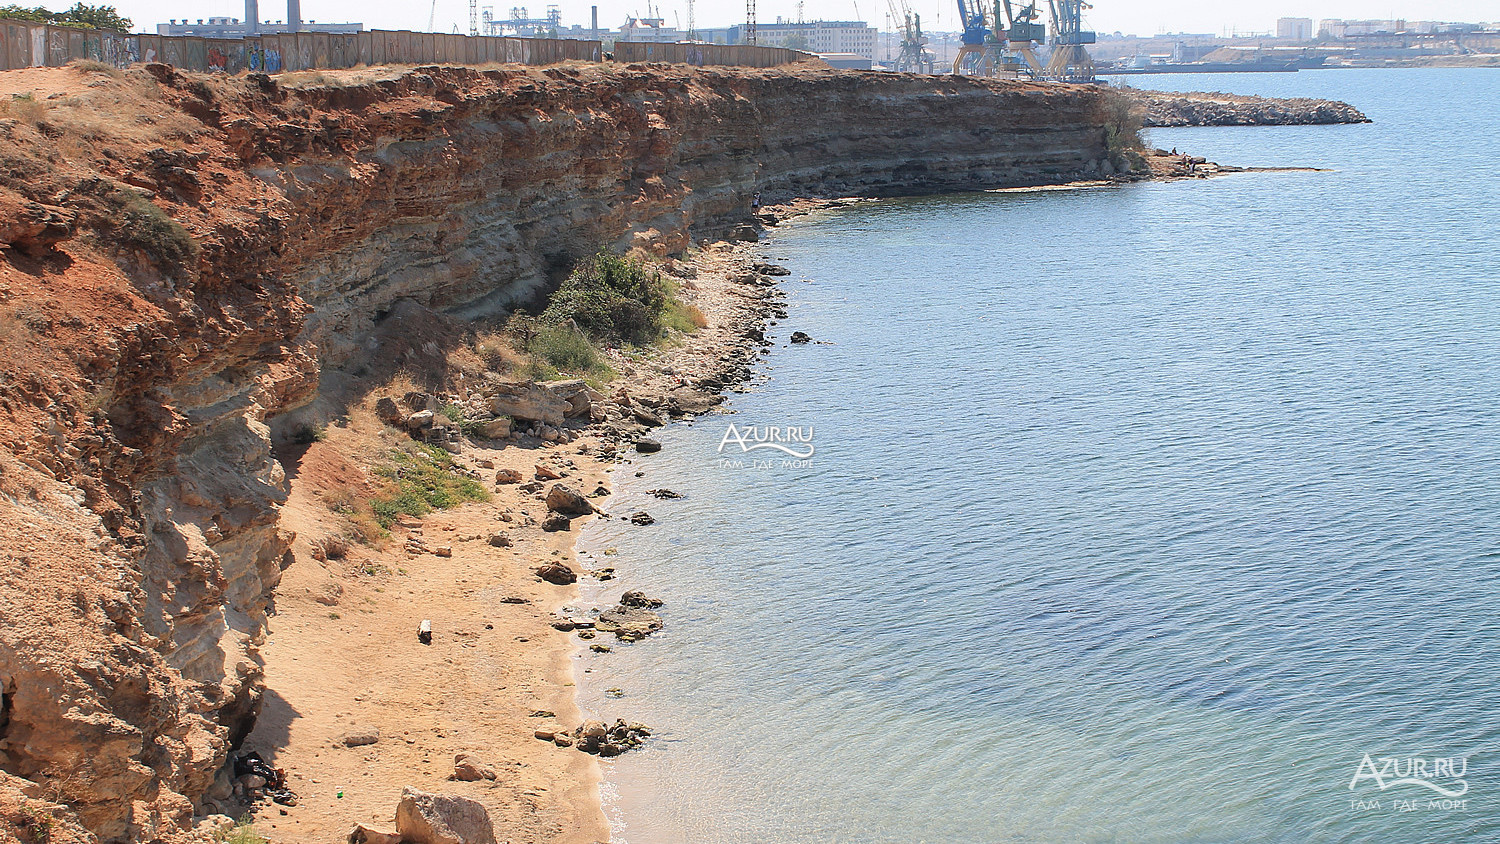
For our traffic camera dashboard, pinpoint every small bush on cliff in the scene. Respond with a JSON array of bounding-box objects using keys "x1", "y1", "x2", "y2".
[
  {"x1": 105, "y1": 188, "x2": 198, "y2": 275},
  {"x1": 541, "y1": 252, "x2": 679, "y2": 345},
  {"x1": 1102, "y1": 92, "x2": 1147, "y2": 171},
  {"x1": 370, "y1": 444, "x2": 488, "y2": 528}
]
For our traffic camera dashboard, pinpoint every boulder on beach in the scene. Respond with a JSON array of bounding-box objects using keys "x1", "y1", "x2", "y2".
[
  {"x1": 635, "y1": 438, "x2": 662, "y2": 454},
  {"x1": 535, "y1": 562, "x2": 577, "y2": 584},
  {"x1": 629, "y1": 511, "x2": 655, "y2": 525},
  {"x1": 494, "y1": 468, "x2": 523, "y2": 484},
  {"x1": 789, "y1": 331, "x2": 812, "y2": 344},
  {"x1": 545, "y1": 484, "x2": 594, "y2": 516},
  {"x1": 395, "y1": 787, "x2": 497, "y2": 844},
  {"x1": 487, "y1": 381, "x2": 569, "y2": 427},
  {"x1": 541, "y1": 513, "x2": 572, "y2": 532}
]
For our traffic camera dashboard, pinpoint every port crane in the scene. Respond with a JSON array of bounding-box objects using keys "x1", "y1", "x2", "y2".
[
  {"x1": 951, "y1": 0, "x2": 1094, "y2": 81},
  {"x1": 998, "y1": 0, "x2": 1045, "y2": 75},
  {"x1": 951, "y1": 0, "x2": 996, "y2": 74},
  {"x1": 887, "y1": 0, "x2": 935, "y2": 72},
  {"x1": 1044, "y1": 0, "x2": 1095, "y2": 81}
]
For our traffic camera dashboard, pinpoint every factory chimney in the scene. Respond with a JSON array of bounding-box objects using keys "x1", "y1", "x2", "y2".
[
  {"x1": 286, "y1": 0, "x2": 301, "y2": 31},
  {"x1": 591, "y1": 5, "x2": 598, "y2": 36},
  {"x1": 244, "y1": 0, "x2": 258, "y2": 33}
]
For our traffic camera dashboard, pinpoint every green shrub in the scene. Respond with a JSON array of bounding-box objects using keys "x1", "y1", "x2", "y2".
[
  {"x1": 370, "y1": 445, "x2": 488, "y2": 527},
  {"x1": 541, "y1": 252, "x2": 673, "y2": 345},
  {"x1": 1102, "y1": 92, "x2": 1146, "y2": 170}
]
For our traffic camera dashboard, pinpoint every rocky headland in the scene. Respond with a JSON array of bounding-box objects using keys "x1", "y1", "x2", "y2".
[{"x1": 1123, "y1": 88, "x2": 1372, "y2": 126}]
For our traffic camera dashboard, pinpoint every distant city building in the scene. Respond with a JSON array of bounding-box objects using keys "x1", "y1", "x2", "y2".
[
  {"x1": 1276, "y1": 17, "x2": 1313, "y2": 41},
  {"x1": 729, "y1": 21, "x2": 876, "y2": 58}
]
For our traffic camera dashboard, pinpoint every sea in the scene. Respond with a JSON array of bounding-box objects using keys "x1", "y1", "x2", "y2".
[{"x1": 575, "y1": 68, "x2": 1500, "y2": 843}]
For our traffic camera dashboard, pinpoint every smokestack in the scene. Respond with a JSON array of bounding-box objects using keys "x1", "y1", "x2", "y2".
[
  {"x1": 286, "y1": 0, "x2": 301, "y2": 31},
  {"x1": 245, "y1": 0, "x2": 258, "y2": 33},
  {"x1": 591, "y1": 5, "x2": 598, "y2": 35}
]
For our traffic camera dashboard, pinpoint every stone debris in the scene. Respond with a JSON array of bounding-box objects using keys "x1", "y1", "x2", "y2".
[
  {"x1": 343, "y1": 726, "x2": 381, "y2": 747},
  {"x1": 451, "y1": 752, "x2": 498, "y2": 782},
  {"x1": 629, "y1": 511, "x2": 655, "y2": 525},
  {"x1": 349, "y1": 823, "x2": 402, "y2": 844}
]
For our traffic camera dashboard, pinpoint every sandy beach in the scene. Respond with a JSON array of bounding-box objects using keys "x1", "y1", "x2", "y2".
[{"x1": 238, "y1": 225, "x2": 803, "y2": 842}]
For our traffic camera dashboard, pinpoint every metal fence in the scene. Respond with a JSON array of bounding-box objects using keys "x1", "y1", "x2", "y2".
[
  {"x1": 0, "y1": 22, "x2": 604, "y2": 72},
  {"x1": 0, "y1": 20, "x2": 817, "y2": 73}
]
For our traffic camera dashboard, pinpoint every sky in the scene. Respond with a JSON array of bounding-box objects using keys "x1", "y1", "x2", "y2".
[{"x1": 92, "y1": 0, "x2": 1499, "y2": 37}]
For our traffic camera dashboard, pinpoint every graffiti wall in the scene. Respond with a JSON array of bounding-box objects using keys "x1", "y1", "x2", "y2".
[{"x1": 0, "y1": 19, "x2": 814, "y2": 73}]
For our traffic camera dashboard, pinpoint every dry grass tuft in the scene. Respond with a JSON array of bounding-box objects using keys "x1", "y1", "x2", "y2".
[{"x1": 0, "y1": 93, "x2": 48, "y2": 123}]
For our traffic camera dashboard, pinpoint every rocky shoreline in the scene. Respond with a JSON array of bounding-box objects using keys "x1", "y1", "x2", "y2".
[{"x1": 1123, "y1": 88, "x2": 1372, "y2": 127}]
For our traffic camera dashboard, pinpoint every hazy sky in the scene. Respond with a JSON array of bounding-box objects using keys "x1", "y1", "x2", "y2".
[{"x1": 101, "y1": 0, "x2": 1497, "y2": 37}]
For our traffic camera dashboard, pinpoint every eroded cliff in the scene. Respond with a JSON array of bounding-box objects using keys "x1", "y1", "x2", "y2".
[{"x1": 0, "y1": 61, "x2": 1113, "y2": 841}]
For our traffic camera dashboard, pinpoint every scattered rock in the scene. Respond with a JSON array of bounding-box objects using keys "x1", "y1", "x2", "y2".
[
  {"x1": 591, "y1": 485, "x2": 610, "y2": 497},
  {"x1": 589, "y1": 643, "x2": 613, "y2": 653},
  {"x1": 349, "y1": 823, "x2": 403, "y2": 844},
  {"x1": 550, "y1": 619, "x2": 576, "y2": 632},
  {"x1": 494, "y1": 468, "x2": 524, "y2": 484},
  {"x1": 395, "y1": 787, "x2": 498, "y2": 844},
  {"x1": 375, "y1": 397, "x2": 404, "y2": 425},
  {"x1": 533, "y1": 727, "x2": 557, "y2": 741},
  {"x1": 406, "y1": 410, "x2": 436, "y2": 430},
  {"x1": 534, "y1": 463, "x2": 563, "y2": 480},
  {"x1": 432, "y1": 545, "x2": 453, "y2": 558},
  {"x1": 753, "y1": 262, "x2": 792, "y2": 276},
  {"x1": 596, "y1": 606, "x2": 664, "y2": 641},
  {"x1": 629, "y1": 511, "x2": 655, "y2": 526},
  {"x1": 343, "y1": 726, "x2": 380, "y2": 747},
  {"x1": 541, "y1": 514, "x2": 572, "y2": 532},
  {"x1": 478, "y1": 417, "x2": 512, "y2": 439},
  {"x1": 544, "y1": 484, "x2": 594, "y2": 516},
  {"x1": 633, "y1": 407, "x2": 663, "y2": 426},
  {"x1": 451, "y1": 753, "x2": 498, "y2": 782},
  {"x1": 620, "y1": 590, "x2": 664, "y2": 609},
  {"x1": 789, "y1": 331, "x2": 812, "y2": 344},
  {"x1": 535, "y1": 563, "x2": 577, "y2": 585},
  {"x1": 635, "y1": 438, "x2": 662, "y2": 454},
  {"x1": 646, "y1": 488, "x2": 682, "y2": 499},
  {"x1": 730, "y1": 224, "x2": 759, "y2": 242},
  {"x1": 487, "y1": 532, "x2": 512, "y2": 548}
]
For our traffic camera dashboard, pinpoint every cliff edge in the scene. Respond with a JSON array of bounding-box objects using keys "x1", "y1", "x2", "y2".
[{"x1": 0, "y1": 61, "x2": 1117, "y2": 842}]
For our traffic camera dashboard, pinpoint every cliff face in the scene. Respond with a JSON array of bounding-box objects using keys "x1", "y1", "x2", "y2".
[{"x1": 0, "y1": 62, "x2": 1111, "y2": 841}]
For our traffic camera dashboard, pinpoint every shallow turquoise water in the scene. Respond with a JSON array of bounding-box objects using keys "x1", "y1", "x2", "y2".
[{"x1": 577, "y1": 69, "x2": 1500, "y2": 843}]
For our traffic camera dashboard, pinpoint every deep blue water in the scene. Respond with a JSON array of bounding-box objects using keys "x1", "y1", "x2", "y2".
[{"x1": 577, "y1": 69, "x2": 1500, "y2": 842}]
